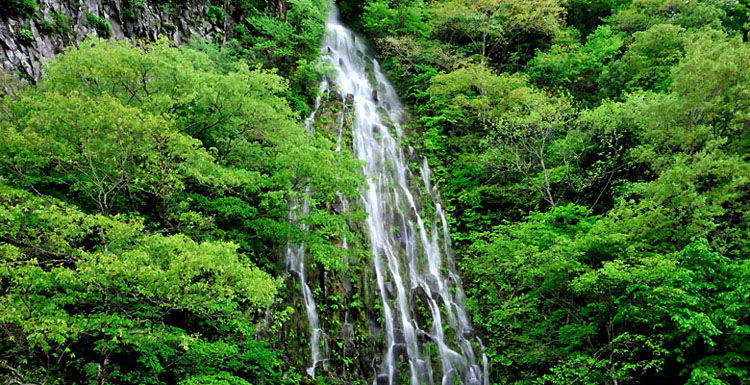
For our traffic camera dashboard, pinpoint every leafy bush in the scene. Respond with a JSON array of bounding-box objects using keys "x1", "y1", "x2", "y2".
[
  {"x1": 16, "y1": 26, "x2": 34, "y2": 44},
  {"x1": 207, "y1": 5, "x2": 225, "y2": 24},
  {"x1": 84, "y1": 11, "x2": 111, "y2": 37},
  {"x1": 0, "y1": 0, "x2": 37, "y2": 19}
]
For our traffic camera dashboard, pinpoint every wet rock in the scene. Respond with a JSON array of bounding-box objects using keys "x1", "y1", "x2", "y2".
[
  {"x1": 385, "y1": 280, "x2": 394, "y2": 296},
  {"x1": 417, "y1": 329, "x2": 435, "y2": 344},
  {"x1": 442, "y1": 368, "x2": 458, "y2": 385},
  {"x1": 423, "y1": 273, "x2": 440, "y2": 297},
  {"x1": 399, "y1": 236, "x2": 408, "y2": 250},
  {"x1": 342, "y1": 275, "x2": 353, "y2": 294},
  {"x1": 406, "y1": 146, "x2": 420, "y2": 165},
  {"x1": 333, "y1": 200, "x2": 344, "y2": 214},
  {"x1": 341, "y1": 322, "x2": 353, "y2": 340},
  {"x1": 393, "y1": 342, "x2": 407, "y2": 359},
  {"x1": 393, "y1": 326, "x2": 404, "y2": 342},
  {"x1": 376, "y1": 374, "x2": 390, "y2": 385},
  {"x1": 345, "y1": 93, "x2": 355, "y2": 105},
  {"x1": 372, "y1": 89, "x2": 378, "y2": 101},
  {"x1": 368, "y1": 310, "x2": 380, "y2": 337}
]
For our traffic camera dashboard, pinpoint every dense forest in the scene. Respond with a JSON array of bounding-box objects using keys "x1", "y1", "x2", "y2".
[
  {"x1": 338, "y1": 0, "x2": 750, "y2": 383},
  {"x1": 2, "y1": 0, "x2": 750, "y2": 384}
]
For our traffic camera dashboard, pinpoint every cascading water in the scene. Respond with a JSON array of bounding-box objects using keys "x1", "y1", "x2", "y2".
[
  {"x1": 323, "y1": 8, "x2": 487, "y2": 385},
  {"x1": 285, "y1": 195, "x2": 327, "y2": 377},
  {"x1": 288, "y1": 6, "x2": 488, "y2": 385},
  {"x1": 285, "y1": 80, "x2": 331, "y2": 377}
]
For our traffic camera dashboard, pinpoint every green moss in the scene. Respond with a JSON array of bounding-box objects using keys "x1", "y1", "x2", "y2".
[
  {"x1": 37, "y1": 10, "x2": 73, "y2": 39},
  {"x1": 84, "y1": 11, "x2": 111, "y2": 37},
  {"x1": 207, "y1": 5, "x2": 225, "y2": 25},
  {"x1": 122, "y1": 0, "x2": 146, "y2": 21},
  {"x1": 162, "y1": 22, "x2": 177, "y2": 33},
  {"x1": 16, "y1": 27, "x2": 34, "y2": 45},
  {"x1": 37, "y1": 19, "x2": 56, "y2": 34},
  {"x1": 1, "y1": 0, "x2": 37, "y2": 19}
]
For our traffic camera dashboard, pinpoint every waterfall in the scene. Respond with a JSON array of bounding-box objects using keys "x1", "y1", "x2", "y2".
[
  {"x1": 286, "y1": 196, "x2": 328, "y2": 377},
  {"x1": 285, "y1": 79, "x2": 331, "y2": 377},
  {"x1": 288, "y1": 6, "x2": 488, "y2": 385}
]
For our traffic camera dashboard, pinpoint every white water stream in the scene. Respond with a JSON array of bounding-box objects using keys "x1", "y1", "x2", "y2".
[{"x1": 287, "y1": 7, "x2": 488, "y2": 385}]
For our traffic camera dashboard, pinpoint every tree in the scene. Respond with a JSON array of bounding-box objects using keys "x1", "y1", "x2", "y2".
[
  {"x1": 606, "y1": 0, "x2": 731, "y2": 33},
  {"x1": 0, "y1": 184, "x2": 280, "y2": 384},
  {"x1": 432, "y1": 0, "x2": 566, "y2": 64},
  {"x1": 600, "y1": 23, "x2": 686, "y2": 97},
  {"x1": 361, "y1": 0, "x2": 431, "y2": 38},
  {"x1": 0, "y1": 38, "x2": 363, "y2": 269},
  {"x1": 1, "y1": 91, "x2": 246, "y2": 217},
  {"x1": 527, "y1": 25, "x2": 623, "y2": 104}
]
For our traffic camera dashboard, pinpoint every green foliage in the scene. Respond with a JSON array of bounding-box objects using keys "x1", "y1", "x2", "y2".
[
  {"x1": 0, "y1": 0, "x2": 37, "y2": 19},
  {"x1": 601, "y1": 23, "x2": 687, "y2": 97},
  {"x1": 457, "y1": 18, "x2": 750, "y2": 382},
  {"x1": 432, "y1": 0, "x2": 566, "y2": 63},
  {"x1": 47, "y1": 9, "x2": 75, "y2": 43},
  {"x1": 668, "y1": 29, "x2": 750, "y2": 153},
  {"x1": 207, "y1": 5, "x2": 225, "y2": 25},
  {"x1": 607, "y1": 0, "x2": 731, "y2": 33},
  {"x1": 218, "y1": 0, "x2": 331, "y2": 111},
  {"x1": 122, "y1": 0, "x2": 146, "y2": 21},
  {"x1": 0, "y1": 37, "x2": 363, "y2": 383},
  {"x1": 466, "y1": 200, "x2": 750, "y2": 383},
  {"x1": 362, "y1": 0, "x2": 431, "y2": 37},
  {"x1": 235, "y1": 0, "x2": 327, "y2": 69},
  {"x1": 84, "y1": 11, "x2": 112, "y2": 37},
  {"x1": 0, "y1": 184, "x2": 281, "y2": 384},
  {"x1": 564, "y1": 0, "x2": 630, "y2": 37},
  {"x1": 427, "y1": 63, "x2": 533, "y2": 134},
  {"x1": 527, "y1": 25, "x2": 623, "y2": 103},
  {"x1": 15, "y1": 26, "x2": 34, "y2": 44},
  {"x1": 3, "y1": 1, "x2": 750, "y2": 384}
]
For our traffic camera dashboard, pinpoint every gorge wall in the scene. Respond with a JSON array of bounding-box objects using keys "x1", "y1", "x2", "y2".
[{"x1": 1, "y1": 0, "x2": 241, "y2": 81}]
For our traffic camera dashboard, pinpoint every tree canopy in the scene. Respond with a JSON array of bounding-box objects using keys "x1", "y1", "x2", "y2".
[{"x1": 0, "y1": 37, "x2": 363, "y2": 385}]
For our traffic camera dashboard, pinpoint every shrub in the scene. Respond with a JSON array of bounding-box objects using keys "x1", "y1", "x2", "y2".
[
  {"x1": 16, "y1": 27, "x2": 34, "y2": 45},
  {"x1": 85, "y1": 10, "x2": 111, "y2": 37},
  {"x1": 0, "y1": 0, "x2": 37, "y2": 19}
]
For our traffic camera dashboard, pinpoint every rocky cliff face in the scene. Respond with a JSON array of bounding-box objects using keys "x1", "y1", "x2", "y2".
[
  {"x1": 1, "y1": 0, "x2": 237, "y2": 81},
  {"x1": 271, "y1": 88, "x2": 385, "y2": 382}
]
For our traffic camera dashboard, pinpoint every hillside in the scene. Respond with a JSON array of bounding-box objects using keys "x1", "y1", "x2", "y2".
[{"x1": 2, "y1": 1, "x2": 750, "y2": 384}]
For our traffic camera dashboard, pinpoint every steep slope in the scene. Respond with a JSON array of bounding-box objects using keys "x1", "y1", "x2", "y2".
[{"x1": 0, "y1": 0, "x2": 243, "y2": 81}]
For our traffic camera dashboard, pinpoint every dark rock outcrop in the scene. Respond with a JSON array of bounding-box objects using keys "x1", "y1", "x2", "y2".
[{"x1": 1, "y1": 0, "x2": 238, "y2": 82}]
